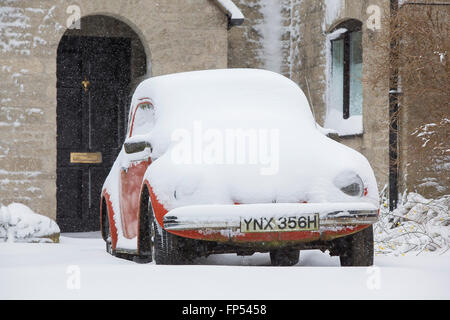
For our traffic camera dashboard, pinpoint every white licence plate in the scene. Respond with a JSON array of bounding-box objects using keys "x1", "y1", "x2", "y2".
[{"x1": 240, "y1": 214, "x2": 320, "y2": 233}]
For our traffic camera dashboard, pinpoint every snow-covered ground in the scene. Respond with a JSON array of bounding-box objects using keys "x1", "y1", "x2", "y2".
[{"x1": 1, "y1": 232, "x2": 449, "y2": 299}]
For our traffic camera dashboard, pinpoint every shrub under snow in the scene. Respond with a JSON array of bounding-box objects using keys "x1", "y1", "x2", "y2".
[
  {"x1": 0, "y1": 203, "x2": 60, "y2": 243},
  {"x1": 375, "y1": 191, "x2": 450, "y2": 255}
]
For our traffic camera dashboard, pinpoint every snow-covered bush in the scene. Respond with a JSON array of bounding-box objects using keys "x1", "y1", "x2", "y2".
[
  {"x1": 374, "y1": 189, "x2": 450, "y2": 255},
  {"x1": 0, "y1": 203, "x2": 60, "y2": 243}
]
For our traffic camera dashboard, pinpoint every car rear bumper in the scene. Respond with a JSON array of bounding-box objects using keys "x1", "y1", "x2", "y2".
[{"x1": 163, "y1": 202, "x2": 378, "y2": 242}]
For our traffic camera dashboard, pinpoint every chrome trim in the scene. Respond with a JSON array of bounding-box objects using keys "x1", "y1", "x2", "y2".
[{"x1": 164, "y1": 210, "x2": 379, "y2": 231}]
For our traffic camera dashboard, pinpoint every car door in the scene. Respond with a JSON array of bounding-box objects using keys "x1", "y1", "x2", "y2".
[{"x1": 119, "y1": 101, "x2": 155, "y2": 239}]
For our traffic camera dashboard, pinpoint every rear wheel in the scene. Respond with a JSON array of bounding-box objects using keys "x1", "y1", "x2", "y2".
[
  {"x1": 339, "y1": 225, "x2": 374, "y2": 266},
  {"x1": 153, "y1": 220, "x2": 192, "y2": 265},
  {"x1": 269, "y1": 249, "x2": 300, "y2": 266},
  {"x1": 140, "y1": 190, "x2": 194, "y2": 265},
  {"x1": 135, "y1": 192, "x2": 154, "y2": 263}
]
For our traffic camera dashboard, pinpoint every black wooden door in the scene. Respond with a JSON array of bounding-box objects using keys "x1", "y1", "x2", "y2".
[{"x1": 57, "y1": 36, "x2": 130, "y2": 232}]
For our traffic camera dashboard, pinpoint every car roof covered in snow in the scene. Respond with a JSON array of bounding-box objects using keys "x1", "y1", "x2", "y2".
[{"x1": 131, "y1": 68, "x2": 315, "y2": 125}]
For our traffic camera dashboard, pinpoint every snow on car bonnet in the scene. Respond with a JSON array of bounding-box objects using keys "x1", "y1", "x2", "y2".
[{"x1": 129, "y1": 69, "x2": 378, "y2": 210}]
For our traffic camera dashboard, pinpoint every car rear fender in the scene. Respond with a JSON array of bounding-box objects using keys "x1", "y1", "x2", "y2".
[{"x1": 140, "y1": 179, "x2": 168, "y2": 231}]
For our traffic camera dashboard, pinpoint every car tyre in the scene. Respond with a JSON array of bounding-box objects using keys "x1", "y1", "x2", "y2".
[
  {"x1": 339, "y1": 225, "x2": 374, "y2": 267},
  {"x1": 269, "y1": 249, "x2": 300, "y2": 266},
  {"x1": 153, "y1": 218, "x2": 194, "y2": 265},
  {"x1": 140, "y1": 190, "x2": 193, "y2": 265},
  {"x1": 135, "y1": 193, "x2": 154, "y2": 263}
]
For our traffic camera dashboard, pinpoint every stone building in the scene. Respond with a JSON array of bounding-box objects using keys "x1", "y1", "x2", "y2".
[{"x1": 0, "y1": 0, "x2": 447, "y2": 231}]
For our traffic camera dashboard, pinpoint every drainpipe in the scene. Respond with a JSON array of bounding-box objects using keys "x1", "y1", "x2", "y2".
[{"x1": 389, "y1": 0, "x2": 399, "y2": 211}]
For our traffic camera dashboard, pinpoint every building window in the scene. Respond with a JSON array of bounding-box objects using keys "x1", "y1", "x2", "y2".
[{"x1": 325, "y1": 20, "x2": 363, "y2": 136}]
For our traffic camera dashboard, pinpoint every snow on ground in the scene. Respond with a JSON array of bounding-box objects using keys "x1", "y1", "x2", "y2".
[{"x1": 1, "y1": 232, "x2": 449, "y2": 299}]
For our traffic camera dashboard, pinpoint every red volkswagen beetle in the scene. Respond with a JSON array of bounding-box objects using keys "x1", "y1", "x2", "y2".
[{"x1": 100, "y1": 69, "x2": 379, "y2": 266}]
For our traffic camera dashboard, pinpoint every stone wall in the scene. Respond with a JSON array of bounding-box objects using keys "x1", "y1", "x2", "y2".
[
  {"x1": 0, "y1": 0, "x2": 228, "y2": 220},
  {"x1": 397, "y1": 4, "x2": 449, "y2": 198}
]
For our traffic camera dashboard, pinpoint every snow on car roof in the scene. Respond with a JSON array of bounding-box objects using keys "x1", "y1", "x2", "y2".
[
  {"x1": 132, "y1": 68, "x2": 314, "y2": 122},
  {"x1": 131, "y1": 68, "x2": 316, "y2": 157}
]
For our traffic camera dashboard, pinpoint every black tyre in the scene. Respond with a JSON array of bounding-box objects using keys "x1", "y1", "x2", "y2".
[
  {"x1": 269, "y1": 249, "x2": 300, "y2": 266},
  {"x1": 153, "y1": 219, "x2": 195, "y2": 265},
  {"x1": 135, "y1": 191, "x2": 154, "y2": 263},
  {"x1": 339, "y1": 225, "x2": 374, "y2": 267},
  {"x1": 138, "y1": 189, "x2": 194, "y2": 265}
]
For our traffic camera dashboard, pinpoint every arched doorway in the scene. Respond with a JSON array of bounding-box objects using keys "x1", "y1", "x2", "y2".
[{"x1": 56, "y1": 15, "x2": 148, "y2": 232}]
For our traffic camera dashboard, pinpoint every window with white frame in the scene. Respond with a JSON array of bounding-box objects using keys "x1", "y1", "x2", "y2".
[{"x1": 325, "y1": 20, "x2": 363, "y2": 136}]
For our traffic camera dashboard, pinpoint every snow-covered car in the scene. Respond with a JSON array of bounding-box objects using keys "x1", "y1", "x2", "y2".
[{"x1": 100, "y1": 69, "x2": 379, "y2": 266}]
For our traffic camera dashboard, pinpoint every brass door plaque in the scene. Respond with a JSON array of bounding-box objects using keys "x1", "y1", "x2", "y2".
[{"x1": 70, "y1": 152, "x2": 102, "y2": 164}]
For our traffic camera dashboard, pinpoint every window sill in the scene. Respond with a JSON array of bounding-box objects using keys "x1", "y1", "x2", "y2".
[
  {"x1": 324, "y1": 114, "x2": 363, "y2": 137},
  {"x1": 338, "y1": 132, "x2": 364, "y2": 138}
]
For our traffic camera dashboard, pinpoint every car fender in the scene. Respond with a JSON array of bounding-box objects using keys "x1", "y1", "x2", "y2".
[
  {"x1": 139, "y1": 179, "x2": 168, "y2": 231},
  {"x1": 101, "y1": 189, "x2": 119, "y2": 250}
]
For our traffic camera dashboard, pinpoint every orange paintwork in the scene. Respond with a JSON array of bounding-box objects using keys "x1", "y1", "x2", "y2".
[
  {"x1": 114, "y1": 99, "x2": 153, "y2": 240},
  {"x1": 101, "y1": 191, "x2": 118, "y2": 249},
  {"x1": 120, "y1": 159, "x2": 151, "y2": 239}
]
